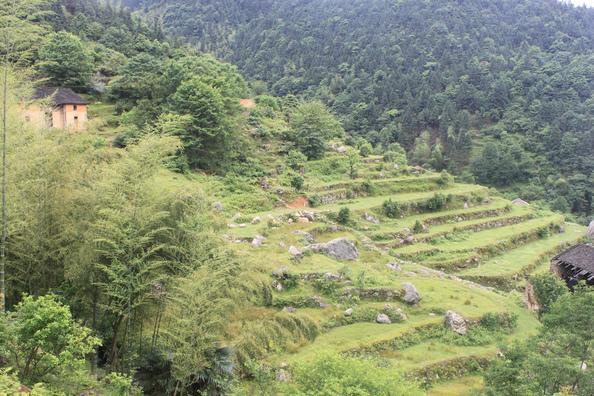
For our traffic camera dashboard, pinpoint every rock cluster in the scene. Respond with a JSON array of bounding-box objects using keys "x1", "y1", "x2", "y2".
[
  {"x1": 402, "y1": 283, "x2": 421, "y2": 305},
  {"x1": 444, "y1": 310, "x2": 467, "y2": 335},
  {"x1": 309, "y1": 238, "x2": 358, "y2": 260}
]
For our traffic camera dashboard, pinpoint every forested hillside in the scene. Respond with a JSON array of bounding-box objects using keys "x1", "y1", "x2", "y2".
[
  {"x1": 1, "y1": 0, "x2": 593, "y2": 395},
  {"x1": 131, "y1": 0, "x2": 594, "y2": 222}
]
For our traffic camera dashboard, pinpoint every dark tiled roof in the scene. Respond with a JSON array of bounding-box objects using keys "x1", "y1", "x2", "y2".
[
  {"x1": 553, "y1": 244, "x2": 594, "y2": 273},
  {"x1": 33, "y1": 87, "x2": 88, "y2": 105}
]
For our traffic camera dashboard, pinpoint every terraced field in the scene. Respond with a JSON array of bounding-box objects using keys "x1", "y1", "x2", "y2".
[{"x1": 218, "y1": 155, "x2": 586, "y2": 393}]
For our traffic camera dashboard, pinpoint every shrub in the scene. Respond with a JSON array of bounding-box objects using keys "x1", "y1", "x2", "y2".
[
  {"x1": 337, "y1": 207, "x2": 351, "y2": 224},
  {"x1": 291, "y1": 175, "x2": 304, "y2": 191},
  {"x1": 359, "y1": 142, "x2": 373, "y2": 157},
  {"x1": 286, "y1": 149, "x2": 307, "y2": 171},
  {"x1": 382, "y1": 199, "x2": 401, "y2": 218},
  {"x1": 425, "y1": 193, "x2": 447, "y2": 211},
  {"x1": 412, "y1": 220, "x2": 424, "y2": 234},
  {"x1": 279, "y1": 354, "x2": 423, "y2": 395},
  {"x1": 437, "y1": 170, "x2": 454, "y2": 187}
]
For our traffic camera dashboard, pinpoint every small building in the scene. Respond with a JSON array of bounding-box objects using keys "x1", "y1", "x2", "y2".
[
  {"x1": 551, "y1": 244, "x2": 594, "y2": 288},
  {"x1": 26, "y1": 87, "x2": 88, "y2": 130}
]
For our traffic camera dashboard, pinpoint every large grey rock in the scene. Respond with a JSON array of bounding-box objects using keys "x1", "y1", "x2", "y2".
[
  {"x1": 402, "y1": 283, "x2": 421, "y2": 305},
  {"x1": 251, "y1": 235, "x2": 266, "y2": 247},
  {"x1": 213, "y1": 201, "x2": 223, "y2": 211},
  {"x1": 444, "y1": 310, "x2": 467, "y2": 335},
  {"x1": 588, "y1": 220, "x2": 594, "y2": 238},
  {"x1": 288, "y1": 245, "x2": 302, "y2": 257},
  {"x1": 376, "y1": 313, "x2": 392, "y2": 324},
  {"x1": 251, "y1": 216, "x2": 262, "y2": 224},
  {"x1": 344, "y1": 308, "x2": 353, "y2": 316},
  {"x1": 310, "y1": 238, "x2": 358, "y2": 261},
  {"x1": 386, "y1": 262, "x2": 402, "y2": 271},
  {"x1": 363, "y1": 212, "x2": 380, "y2": 224}
]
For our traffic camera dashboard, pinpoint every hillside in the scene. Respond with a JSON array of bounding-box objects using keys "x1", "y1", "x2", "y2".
[
  {"x1": 1, "y1": 0, "x2": 593, "y2": 395},
  {"x1": 129, "y1": 0, "x2": 594, "y2": 222}
]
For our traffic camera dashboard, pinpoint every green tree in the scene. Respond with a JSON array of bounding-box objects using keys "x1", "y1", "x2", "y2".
[
  {"x1": 0, "y1": 295, "x2": 100, "y2": 384},
  {"x1": 286, "y1": 149, "x2": 307, "y2": 171},
  {"x1": 484, "y1": 285, "x2": 594, "y2": 396},
  {"x1": 345, "y1": 147, "x2": 361, "y2": 179},
  {"x1": 38, "y1": 31, "x2": 94, "y2": 90},
  {"x1": 529, "y1": 273, "x2": 568, "y2": 318},
  {"x1": 411, "y1": 131, "x2": 431, "y2": 166},
  {"x1": 169, "y1": 76, "x2": 240, "y2": 171},
  {"x1": 288, "y1": 101, "x2": 343, "y2": 160}
]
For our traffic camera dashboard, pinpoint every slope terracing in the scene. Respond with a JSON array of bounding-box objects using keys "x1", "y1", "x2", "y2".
[{"x1": 217, "y1": 156, "x2": 586, "y2": 394}]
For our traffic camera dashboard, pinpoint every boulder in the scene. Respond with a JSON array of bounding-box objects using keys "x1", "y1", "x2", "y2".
[
  {"x1": 376, "y1": 313, "x2": 391, "y2": 324},
  {"x1": 444, "y1": 310, "x2": 467, "y2": 335},
  {"x1": 251, "y1": 235, "x2": 266, "y2": 247},
  {"x1": 302, "y1": 211, "x2": 316, "y2": 221},
  {"x1": 275, "y1": 283, "x2": 283, "y2": 292},
  {"x1": 323, "y1": 272, "x2": 342, "y2": 281},
  {"x1": 297, "y1": 217, "x2": 310, "y2": 223},
  {"x1": 511, "y1": 198, "x2": 529, "y2": 206},
  {"x1": 309, "y1": 238, "x2": 358, "y2": 261},
  {"x1": 363, "y1": 212, "x2": 380, "y2": 224},
  {"x1": 251, "y1": 216, "x2": 262, "y2": 224},
  {"x1": 213, "y1": 201, "x2": 223, "y2": 211},
  {"x1": 283, "y1": 306, "x2": 296, "y2": 313},
  {"x1": 288, "y1": 245, "x2": 302, "y2": 257},
  {"x1": 588, "y1": 220, "x2": 594, "y2": 238},
  {"x1": 463, "y1": 201, "x2": 469, "y2": 209},
  {"x1": 404, "y1": 235, "x2": 414, "y2": 244},
  {"x1": 386, "y1": 262, "x2": 402, "y2": 271},
  {"x1": 344, "y1": 308, "x2": 353, "y2": 316},
  {"x1": 402, "y1": 283, "x2": 421, "y2": 305}
]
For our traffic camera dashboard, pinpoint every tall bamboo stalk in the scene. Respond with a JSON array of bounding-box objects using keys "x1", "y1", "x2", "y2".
[{"x1": 0, "y1": 61, "x2": 6, "y2": 313}]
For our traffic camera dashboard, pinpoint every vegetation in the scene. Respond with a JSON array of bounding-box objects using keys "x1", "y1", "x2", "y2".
[{"x1": 0, "y1": 0, "x2": 593, "y2": 395}]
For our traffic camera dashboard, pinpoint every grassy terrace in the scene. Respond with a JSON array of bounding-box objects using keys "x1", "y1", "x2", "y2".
[
  {"x1": 393, "y1": 213, "x2": 564, "y2": 257},
  {"x1": 215, "y1": 162, "x2": 581, "y2": 392},
  {"x1": 459, "y1": 223, "x2": 585, "y2": 277}
]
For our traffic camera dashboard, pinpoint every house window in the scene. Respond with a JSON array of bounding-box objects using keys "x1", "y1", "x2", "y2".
[{"x1": 73, "y1": 105, "x2": 78, "y2": 111}]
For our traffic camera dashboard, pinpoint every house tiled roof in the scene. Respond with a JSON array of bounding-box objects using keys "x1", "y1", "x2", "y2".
[
  {"x1": 33, "y1": 87, "x2": 88, "y2": 105},
  {"x1": 553, "y1": 244, "x2": 594, "y2": 274}
]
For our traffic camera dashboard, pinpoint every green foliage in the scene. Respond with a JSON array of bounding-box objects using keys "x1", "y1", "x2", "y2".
[
  {"x1": 337, "y1": 207, "x2": 351, "y2": 225},
  {"x1": 287, "y1": 101, "x2": 344, "y2": 160},
  {"x1": 0, "y1": 295, "x2": 100, "y2": 386},
  {"x1": 345, "y1": 147, "x2": 361, "y2": 179},
  {"x1": 424, "y1": 192, "x2": 448, "y2": 211},
  {"x1": 412, "y1": 220, "x2": 424, "y2": 234},
  {"x1": 286, "y1": 149, "x2": 307, "y2": 171},
  {"x1": 529, "y1": 274, "x2": 569, "y2": 318},
  {"x1": 38, "y1": 31, "x2": 94, "y2": 90},
  {"x1": 382, "y1": 199, "x2": 401, "y2": 218},
  {"x1": 278, "y1": 354, "x2": 423, "y2": 395},
  {"x1": 483, "y1": 286, "x2": 594, "y2": 396},
  {"x1": 358, "y1": 141, "x2": 372, "y2": 157},
  {"x1": 291, "y1": 175, "x2": 304, "y2": 191}
]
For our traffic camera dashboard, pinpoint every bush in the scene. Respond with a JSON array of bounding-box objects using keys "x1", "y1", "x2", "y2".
[
  {"x1": 359, "y1": 142, "x2": 373, "y2": 157},
  {"x1": 425, "y1": 193, "x2": 447, "y2": 211},
  {"x1": 412, "y1": 220, "x2": 424, "y2": 234},
  {"x1": 337, "y1": 207, "x2": 351, "y2": 224},
  {"x1": 437, "y1": 170, "x2": 454, "y2": 187},
  {"x1": 278, "y1": 354, "x2": 423, "y2": 395},
  {"x1": 291, "y1": 175, "x2": 304, "y2": 191},
  {"x1": 286, "y1": 149, "x2": 308, "y2": 171},
  {"x1": 382, "y1": 199, "x2": 401, "y2": 218}
]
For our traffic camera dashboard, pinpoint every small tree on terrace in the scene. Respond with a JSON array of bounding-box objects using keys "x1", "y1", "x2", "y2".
[{"x1": 288, "y1": 101, "x2": 344, "y2": 160}]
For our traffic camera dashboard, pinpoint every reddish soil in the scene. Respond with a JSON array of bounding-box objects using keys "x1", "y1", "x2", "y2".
[
  {"x1": 286, "y1": 196, "x2": 308, "y2": 209},
  {"x1": 239, "y1": 98, "x2": 256, "y2": 108}
]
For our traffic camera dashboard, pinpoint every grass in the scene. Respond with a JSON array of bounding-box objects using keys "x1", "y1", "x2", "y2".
[
  {"x1": 428, "y1": 375, "x2": 484, "y2": 395},
  {"x1": 459, "y1": 222, "x2": 585, "y2": 277}
]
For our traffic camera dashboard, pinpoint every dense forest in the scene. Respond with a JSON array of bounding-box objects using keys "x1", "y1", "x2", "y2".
[
  {"x1": 129, "y1": 0, "x2": 594, "y2": 222},
  {"x1": 0, "y1": 0, "x2": 593, "y2": 395}
]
